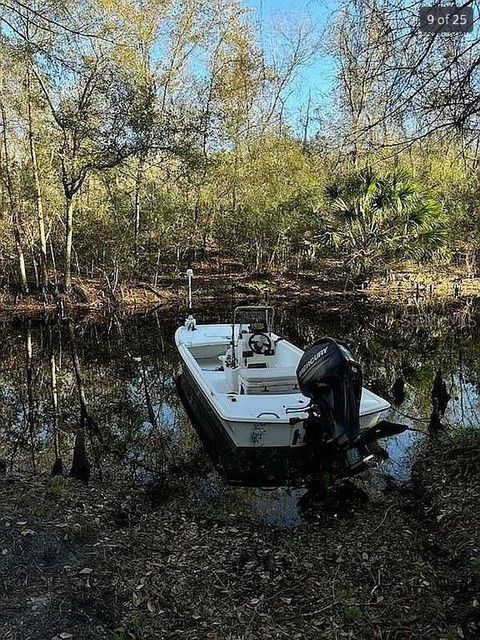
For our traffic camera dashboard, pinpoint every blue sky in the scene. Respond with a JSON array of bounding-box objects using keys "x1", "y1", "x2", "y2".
[{"x1": 247, "y1": 0, "x2": 339, "y2": 123}]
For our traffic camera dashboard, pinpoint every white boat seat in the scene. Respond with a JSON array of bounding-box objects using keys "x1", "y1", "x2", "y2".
[
  {"x1": 238, "y1": 366, "x2": 299, "y2": 395},
  {"x1": 239, "y1": 367, "x2": 295, "y2": 383}
]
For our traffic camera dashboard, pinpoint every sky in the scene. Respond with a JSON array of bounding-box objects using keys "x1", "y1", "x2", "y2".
[{"x1": 246, "y1": 0, "x2": 339, "y2": 126}]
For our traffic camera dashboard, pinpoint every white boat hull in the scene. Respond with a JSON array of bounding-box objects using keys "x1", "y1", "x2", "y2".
[
  {"x1": 221, "y1": 409, "x2": 386, "y2": 448},
  {"x1": 175, "y1": 323, "x2": 390, "y2": 452}
]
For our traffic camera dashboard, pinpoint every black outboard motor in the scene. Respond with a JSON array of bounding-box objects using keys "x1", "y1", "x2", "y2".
[{"x1": 296, "y1": 337, "x2": 368, "y2": 473}]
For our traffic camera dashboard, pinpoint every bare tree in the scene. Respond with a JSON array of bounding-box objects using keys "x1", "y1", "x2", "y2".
[
  {"x1": 0, "y1": 91, "x2": 29, "y2": 293},
  {"x1": 331, "y1": 0, "x2": 480, "y2": 158}
]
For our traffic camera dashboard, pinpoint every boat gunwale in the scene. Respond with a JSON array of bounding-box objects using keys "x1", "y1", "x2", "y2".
[
  {"x1": 175, "y1": 326, "x2": 298, "y2": 424},
  {"x1": 175, "y1": 325, "x2": 391, "y2": 425}
]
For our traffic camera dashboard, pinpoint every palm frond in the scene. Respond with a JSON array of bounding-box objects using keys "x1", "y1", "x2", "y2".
[{"x1": 318, "y1": 166, "x2": 446, "y2": 274}]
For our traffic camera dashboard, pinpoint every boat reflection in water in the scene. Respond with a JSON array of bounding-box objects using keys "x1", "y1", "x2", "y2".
[
  {"x1": 177, "y1": 371, "x2": 379, "y2": 493},
  {"x1": 177, "y1": 373, "x2": 304, "y2": 487},
  {"x1": 178, "y1": 371, "x2": 374, "y2": 525}
]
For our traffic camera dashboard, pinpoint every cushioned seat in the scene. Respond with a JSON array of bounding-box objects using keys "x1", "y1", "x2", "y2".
[
  {"x1": 239, "y1": 367, "x2": 296, "y2": 383},
  {"x1": 238, "y1": 367, "x2": 299, "y2": 394}
]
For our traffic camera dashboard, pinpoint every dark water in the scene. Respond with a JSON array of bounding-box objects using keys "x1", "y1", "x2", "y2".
[{"x1": 0, "y1": 299, "x2": 479, "y2": 527}]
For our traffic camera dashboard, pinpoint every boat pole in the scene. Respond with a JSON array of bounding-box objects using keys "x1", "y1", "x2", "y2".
[
  {"x1": 187, "y1": 268, "x2": 193, "y2": 314},
  {"x1": 185, "y1": 269, "x2": 196, "y2": 331},
  {"x1": 230, "y1": 280, "x2": 236, "y2": 366}
]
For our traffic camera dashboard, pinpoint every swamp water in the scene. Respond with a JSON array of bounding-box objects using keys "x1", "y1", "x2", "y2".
[{"x1": 1, "y1": 300, "x2": 479, "y2": 527}]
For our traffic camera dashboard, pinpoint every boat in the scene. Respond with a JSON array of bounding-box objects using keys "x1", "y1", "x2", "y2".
[{"x1": 175, "y1": 272, "x2": 406, "y2": 482}]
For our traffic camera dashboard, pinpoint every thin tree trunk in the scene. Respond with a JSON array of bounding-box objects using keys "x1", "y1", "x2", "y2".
[
  {"x1": 64, "y1": 195, "x2": 74, "y2": 291},
  {"x1": 27, "y1": 67, "x2": 48, "y2": 293},
  {"x1": 133, "y1": 156, "x2": 145, "y2": 268},
  {"x1": 31, "y1": 249, "x2": 39, "y2": 289},
  {"x1": 255, "y1": 238, "x2": 263, "y2": 272},
  {"x1": 154, "y1": 247, "x2": 161, "y2": 286},
  {"x1": 49, "y1": 326, "x2": 62, "y2": 474},
  {"x1": 0, "y1": 95, "x2": 29, "y2": 293},
  {"x1": 49, "y1": 238, "x2": 59, "y2": 293},
  {"x1": 267, "y1": 233, "x2": 283, "y2": 271},
  {"x1": 26, "y1": 324, "x2": 37, "y2": 474}
]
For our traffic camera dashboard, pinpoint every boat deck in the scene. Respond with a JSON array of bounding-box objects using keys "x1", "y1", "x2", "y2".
[
  {"x1": 196, "y1": 358, "x2": 309, "y2": 421},
  {"x1": 176, "y1": 324, "x2": 391, "y2": 425},
  {"x1": 196, "y1": 357, "x2": 386, "y2": 424}
]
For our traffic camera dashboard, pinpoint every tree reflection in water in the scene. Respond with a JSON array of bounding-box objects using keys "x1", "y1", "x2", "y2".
[{"x1": 0, "y1": 301, "x2": 478, "y2": 524}]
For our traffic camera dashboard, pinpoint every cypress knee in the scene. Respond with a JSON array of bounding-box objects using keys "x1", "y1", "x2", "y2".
[
  {"x1": 51, "y1": 457, "x2": 63, "y2": 477},
  {"x1": 431, "y1": 370, "x2": 451, "y2": 416},
  {"x1": 428, "y1": 398, "x2": 443, "y2": 439},
  {"x1": 391, "y1": 377, "x2": 405, "y2": 405},
  {"x1": 69, "y1": 430, "x2": 90, "y2": 483}
]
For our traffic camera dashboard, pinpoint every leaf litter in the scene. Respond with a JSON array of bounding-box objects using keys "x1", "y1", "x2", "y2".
[{"x1": 0, "y1": 430, "x2": 479, "y2": 639}]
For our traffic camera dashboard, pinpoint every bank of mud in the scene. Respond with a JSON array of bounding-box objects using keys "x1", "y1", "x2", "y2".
[
  {"x1": 0, "y1": 271, "x2": 364, "y2": 323},
  {"x1": 366, "y1": 261, "x2": 480, "y2": 302},
  {"x1": 1, "y1": 428, "x2": 479, "y2": 640},
  {"x1": 2, "y1": 257, "x2": 480, "y2": 321}
]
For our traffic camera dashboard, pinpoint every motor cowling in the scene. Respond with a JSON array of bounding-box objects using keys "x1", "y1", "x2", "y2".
[{"x1": 296, "y1": 337, "x2": 366, "y2": 472}]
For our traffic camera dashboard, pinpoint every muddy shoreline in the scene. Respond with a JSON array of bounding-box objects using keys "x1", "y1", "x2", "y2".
[
  {"x1": 1, "y1": 263, "x2": 479, "y2": 321},
  {"x1": 1, "y1": 429, "x2": 479, "y2": 640}
]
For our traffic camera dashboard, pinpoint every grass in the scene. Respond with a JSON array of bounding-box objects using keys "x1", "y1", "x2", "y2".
[
  {"x1": 343, "y1": 604, "x2": 362, "y2": 623},
  {"x1": 45, "y1": 475, "x2": 74, "y2": 500}
]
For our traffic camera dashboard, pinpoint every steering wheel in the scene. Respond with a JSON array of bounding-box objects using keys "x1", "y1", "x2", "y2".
[{"x1": 248, "y1": 332, "x2": 272, "y2": 355}]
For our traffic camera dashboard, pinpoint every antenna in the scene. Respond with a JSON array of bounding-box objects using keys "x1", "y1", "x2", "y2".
[
  {"x1": 186, "y1": 268, "x2": 193, "y2": 313},
  {"x1": 184, "y1": 269, "x2": 196, "y2": 331},
  {"x1": 230, "y1": 279, "x2": 236, "y2": 366}
]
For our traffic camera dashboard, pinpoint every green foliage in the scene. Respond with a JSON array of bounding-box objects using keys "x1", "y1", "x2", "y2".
[
  {"x1": 45, "y1": 476, "x2": 73, "y2": 501},
  {"x1": 205, "y1": 135, "x2": 322, "y2": 271},
  {"x1": 321, "y1": 166, "x2": 447, "y2": 277},
  {"x1": 0, "y1": 0, "x2": 478, "y2": 290}
]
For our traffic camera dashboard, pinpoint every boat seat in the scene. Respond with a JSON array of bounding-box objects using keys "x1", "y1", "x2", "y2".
[{"x1": 238, "y1": 366, "x2": 299, "y2": 395}]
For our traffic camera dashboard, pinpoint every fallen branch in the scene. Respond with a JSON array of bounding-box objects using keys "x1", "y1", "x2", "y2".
[{"x1": 371, "y1": 504, "x2": 396, "y2": 534}]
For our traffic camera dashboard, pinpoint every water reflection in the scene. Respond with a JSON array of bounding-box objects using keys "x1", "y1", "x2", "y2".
[{"x1": 0, "y1": 300, "x2": 479, "y2": 525}]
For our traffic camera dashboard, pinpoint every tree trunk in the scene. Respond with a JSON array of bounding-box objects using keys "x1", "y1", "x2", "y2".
[
  {"x1": 64, "y1": 195, "x2": 74, "y2": 291},
  {"x1": 133, "y1": 156, "x2": 145, "y2": 268},
  {"x1": 255, "y1": 238, "x2": 263, "y2": 272},
  {"x1": 49, "y1": 326, "x2": 62, "y2": 475},
  {"x1": 69, "y1": 429, "x2": 90, "y2": 483},
  {"x1": 49, "y1": 238, "x2": 59, "y2": 293},
  {"x1": 27, "y1": 68, "x2": 48, "y2": 293},
  {"x1": 26, "y1": 324, "x2": 37, "y2": 474},
  {"x1": 31, "y1": 249, "x2": 39, "y2": 289},
  {"x1": 267, "y1": 233, "x2": 283, "y2": 271},
  {"x1": 0, "y1": 95, "x2": 29, "y2": 293}
]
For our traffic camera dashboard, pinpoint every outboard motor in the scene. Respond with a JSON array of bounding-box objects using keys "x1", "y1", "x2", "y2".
[{"x1": 296, "y1": 337, "x2": 369, "y2": 473}]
